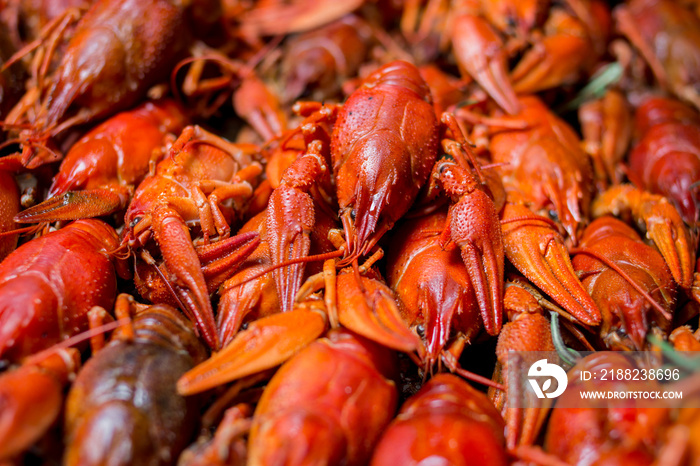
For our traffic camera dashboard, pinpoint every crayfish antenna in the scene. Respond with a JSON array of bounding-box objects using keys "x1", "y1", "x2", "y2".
[
  {"x1": 23, "y1": 316, "x2": 131, "y2": 367},
  {"x1": 170, "y1": 51, "x2": 242, "y2": 117},
  {"x1": 1, "y1": 7, "x2": 82, "y2": 74},
  {"x1": 224, "y1": 249, "x2": 345, "y2": 290},
  {"x1": 107, "y1": 241, "x2": 131, "y2": 261},
  {"x1": 21, "y1": 295, "x2": 136, "y2": 368},
  {"x1": 440, "y1": 343, "x2": 505, "y2": 391},
  {"x1": 571, "y1": 239, "x2": 674, "y2": 351},
  {"x1": 138, "y1": 249, "x2": 191, "y2": 322},
  {"x1": 0, "y1": 126, "x2": 30, "y2": 136},
  {"x1": 0, "y1": 223, "x2": 45, "y2": 239}
]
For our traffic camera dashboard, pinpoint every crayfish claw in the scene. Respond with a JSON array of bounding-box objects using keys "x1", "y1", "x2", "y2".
[
  {"x1": 510, "y1": 9, "x2": 592, "y2": 95},
  {"x1": 644, "y1": 207, "x2": 695, "y2": 289},
  {"x1": 447, "y1": 188, "x2": 505, "y2": 336},
  {"x1": 451, "y1": 14, "x2": 521, "y2": 115},
  {"x1": 336, "y1": 273, "x2": 424, "y2": 356},
  {"x1": 501, "y1": 203, "x2": 601, "y2": 326},
  {"x1": 152, "y1": 207, "x2": 219, "y2": 350},
  {"x1": 592, "y1": 185, "x2": 695, "y2": 288},
  {"x1": 14, "y1": 187, "x2": 130, "y2": 223},
  {"x1": 460, "y1": 240, "x2": 504, "y2": 336},
  {"x1": 178, "y1": 306, "x2": 328, "y2": 395}
]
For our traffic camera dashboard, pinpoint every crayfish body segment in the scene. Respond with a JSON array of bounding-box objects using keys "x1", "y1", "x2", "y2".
[
  {"x1": 64, "y1": 300, "x2": 207, "y2": 466},
  {"x1": 0, "y1": 219, "x2": 127, "y2": 362},
  {"x1": 331, "y1": 60, "x2": 439, "y2": 263},
  {"x1": 248, "y1": 329, "x2": 399, "y2": 466},
  {"x1": 6, "y1": 0, "x2": 192, "y2": 168},
  {"x1": 371, "y1": 373, "x2": 508, "y2": 465}
]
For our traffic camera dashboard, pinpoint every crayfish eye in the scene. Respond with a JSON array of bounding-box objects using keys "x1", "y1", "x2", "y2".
[
  {"x1": 548, "y1": 209, "x2": 559, "y2": 222},
  {"x1": 350, "y1": 209, "x2": 356, "y2": 220},
  {"x1": 130, "y1": 216, "x2": 142, "y2": 228},
  {"x1": 437, "y1": 160, "x2": 454, "y2": 176},
  {"x1": 416, "y1": 324, "x2": 425, "y2": 338}
]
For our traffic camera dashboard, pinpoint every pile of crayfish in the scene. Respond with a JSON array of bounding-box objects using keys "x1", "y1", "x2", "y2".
[{"x1": 1, "y1": 0, "x2": 700, "y2": 464}]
